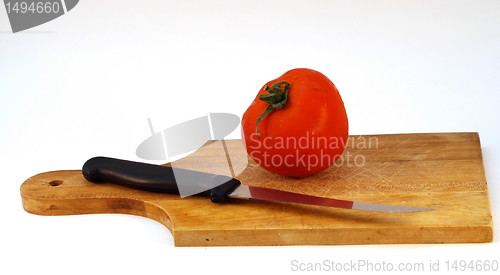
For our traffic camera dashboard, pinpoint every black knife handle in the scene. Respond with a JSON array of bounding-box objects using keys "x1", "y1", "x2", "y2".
[{"x1": 82, "y1": 157, "x2": 240, "y2": 202}]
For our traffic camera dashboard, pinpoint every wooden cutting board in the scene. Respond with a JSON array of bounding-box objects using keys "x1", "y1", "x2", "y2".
[{"x1": 20, "y1": 132, "x2": 492, "y2": 246}]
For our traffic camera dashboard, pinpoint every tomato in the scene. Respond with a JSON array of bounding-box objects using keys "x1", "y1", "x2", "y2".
[{"x1": 241, "y1": 68, "x2": 348, "y2": 177}]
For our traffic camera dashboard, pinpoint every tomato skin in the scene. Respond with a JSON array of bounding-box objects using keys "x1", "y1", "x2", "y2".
[{"x1": 241, "y1": 68, "x2": 348, "y2": 177}]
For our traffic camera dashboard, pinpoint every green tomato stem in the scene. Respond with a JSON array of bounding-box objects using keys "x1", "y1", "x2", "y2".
[{"x1": 255, "y1": 81, "x2": 290, "y2": 138}]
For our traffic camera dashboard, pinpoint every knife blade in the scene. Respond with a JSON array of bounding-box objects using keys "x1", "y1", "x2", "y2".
[{"x1": 82, "y1": 157, "x2": 432, "y2": 213}]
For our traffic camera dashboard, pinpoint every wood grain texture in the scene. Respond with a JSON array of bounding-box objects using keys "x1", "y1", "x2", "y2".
[{"x1": 20, "y1": 132, "x2": 492, "y2": 246}]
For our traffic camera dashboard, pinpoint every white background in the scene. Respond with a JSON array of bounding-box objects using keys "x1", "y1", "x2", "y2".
[{"x1": 1, "y1": 0, "x2": 499, "y2": 274}]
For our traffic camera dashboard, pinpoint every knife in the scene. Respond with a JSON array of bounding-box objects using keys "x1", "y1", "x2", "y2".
[{"x1": 82, "y1": 157, "x2": 433, "y2": 213}]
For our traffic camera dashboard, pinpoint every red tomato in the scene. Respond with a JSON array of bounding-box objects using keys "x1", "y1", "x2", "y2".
[{"x1": 241, "y1": 68, "x2": 348, "y2": 177}]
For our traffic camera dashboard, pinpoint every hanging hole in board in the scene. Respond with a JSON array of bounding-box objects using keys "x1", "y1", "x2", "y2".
[{"x1": 49, "y1": 180, "x2": 63, "y2": 187}]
